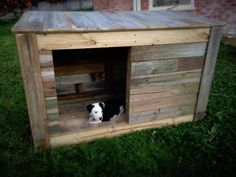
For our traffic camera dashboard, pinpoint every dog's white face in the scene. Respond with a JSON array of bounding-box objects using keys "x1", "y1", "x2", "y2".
[{"x1": 87, "y1": 102, "x2": 105, "y2": 122}]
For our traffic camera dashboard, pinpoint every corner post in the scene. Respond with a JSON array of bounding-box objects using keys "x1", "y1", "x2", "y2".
[
  {"x1": 16, "y1": 34, "x2": 49, "y2": 148},
  {"x1": 194, "y1": 26, "x2": 223, "y2": 121}
]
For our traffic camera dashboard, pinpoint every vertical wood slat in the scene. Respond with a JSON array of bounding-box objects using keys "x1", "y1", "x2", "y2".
[
  {"x1": 16, "y1": 34, "x2": 49, "y2": 148},
  {"x1": 194, "y1": 27, "x2": 223, "y2": 121},
  {"x1": 39, "y1": 51, "x2": 60, "y2": 134},
  {"x1": 125, "y1": 48, "x2": 132, "y2": 122}
]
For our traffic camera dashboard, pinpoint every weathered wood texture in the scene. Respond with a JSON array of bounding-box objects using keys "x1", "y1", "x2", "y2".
[
  {"x1": 131, "y1": 43, "x2": 207, "y2": 61},
  {"x1": 50, "y1": 115, "x2": 193, "y2": 147},
  {"x1": 194, "y1": 27, "x2": 223, "y2": 121},
  {"x1": 128, "y1": 43, "x2": 207, "y2": 123},
  {"x1": 12, "y1": 11, "x2": 224, "y2": 33},
  {"x1": 36, "y1": 28, "x2": 210, "y2": 50},
  {"x1": 16, "y1": 34, "x2": 49, "y2": 148},
  {"x1": 39, "y1": 51, "x2": 60, "y2": 135},
  {"x1": 13, "y1": 11, "x2": 223, "y2": 148}
]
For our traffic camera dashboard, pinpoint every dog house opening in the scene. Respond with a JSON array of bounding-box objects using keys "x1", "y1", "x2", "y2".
[{"x1": 52, "y1": 47, "x2": 129, "y2": 132}]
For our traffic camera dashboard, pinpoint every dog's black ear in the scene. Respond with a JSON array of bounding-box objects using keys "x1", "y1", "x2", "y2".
[
  {"x1": 86, "y1": 104, "x2": 94, "y2": 113},
  {"x1": 99, "y1": 102, "x2": 105, "y2": 111}
]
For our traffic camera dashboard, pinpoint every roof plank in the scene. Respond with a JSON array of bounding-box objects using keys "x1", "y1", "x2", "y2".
[
  {"x1": 157, "y1": 11, "x2": 223, "y2": 27},
  {"x1": 66, "y1": 11, "x2": 98, "y2": 31},
  {"x1": 12, "y1": 11, "x2": 224, "y2": 33},
  {"x1": 84, "y1": 11, "x2": 120, "y2": 30},
  {"x1": 102, "y1": 12, "x2": 147, "y2": 29},
  {"x1": 44, "y1": 12, "x2": 70, "y2": 31},
  {"x1": 12, "y1": 11, "x2": 45, "y2": 32}
]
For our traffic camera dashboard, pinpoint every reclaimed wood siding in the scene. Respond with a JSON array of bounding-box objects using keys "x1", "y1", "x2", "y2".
[
  {"x1": 194, "y1": 27, "x2": 223, "y2": 120},
  {"x1": 36, "y1": 28, "x2": 210, "y2": 50},
  {"x1": 16, "y1": 34, "x2": 49, "y2": 148},
  {"x1": 128, "y1": 42, "x2": 207, "y2": 123},
  {"x1": 39, "y1": 50, "x2": 60, "y2": 134}
]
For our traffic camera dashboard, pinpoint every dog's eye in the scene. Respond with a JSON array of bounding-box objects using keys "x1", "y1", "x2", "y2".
[{"x1": 95, "y1": 111, "x2": 97, "y2": 114}]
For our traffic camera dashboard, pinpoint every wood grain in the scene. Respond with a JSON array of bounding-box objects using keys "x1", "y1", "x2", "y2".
[
  {"x1": 123, "y1": 11, "x2": 187, "y2": 28},
  {"x1": 131, "y1": 43, "x2": 207, "y2": 62},
  {"x1": 12, "y1": 11, "x2": 45, "y2": 32},
  {"x1": 39, "y1": 54, "x2": 54, "y2": 68},
  {"x1": 43, "y1": 81, "x2": 57, "y2": 97},
  {"x1": 130, "y1": 79, "x2": 200, "y2": 95},
  {"x1": 131, "y1": 57, "x2": 204, "y2": 77},
  {"x1": 194, "y1": 27, "x2": 223, "y2": 121},
  {"x1": 43, "y1": 12, "x2": 70, "y2": 31},
  {"x1": 49, "y1": 115, "x2": 193, "y2": 147},
  {"x1": 129, "y1": 104, "x2": 195, "y2": 123},
  {"x1": 131, "y1": 69, "x2": 202, "y2": 85},
  {"x1": 12, "y1": 11, "x2": 223, "y2": 33},
  {"x1": 16, "y1": 34, "x2": 49, "y2": 148},
  {"x1": 41, "y1": 67, "x2": 55, "y2": 82},
  {"x1": 66, "y1": 11, "x2": 98, "y2": 31},
  {"x1": 36, "y1": 28, "x2": 210, "y2": 50},
  {"x1": 130, "y1": 94, "x2": 197, "y2": 113}
]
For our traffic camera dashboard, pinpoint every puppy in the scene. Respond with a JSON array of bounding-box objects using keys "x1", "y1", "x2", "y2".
[{"x1": 86, "y1": 99, "x2": 125, "y2": 125}]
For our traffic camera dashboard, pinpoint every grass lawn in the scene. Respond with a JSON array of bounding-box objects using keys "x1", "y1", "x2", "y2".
[{"x1": 0, "y1": 20, "x2": 236, "y2": 177}]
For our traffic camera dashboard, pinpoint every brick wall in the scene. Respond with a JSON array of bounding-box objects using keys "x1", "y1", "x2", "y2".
[
  {"x1": 92, "y1": 0, "x2": 133, "y2": 11},
  {"x1": 195, "y1": 0, "x2": 236, "y2": 37},
  {"x1": 141, "y1": 0, "x2": 149, "y2": 10}
]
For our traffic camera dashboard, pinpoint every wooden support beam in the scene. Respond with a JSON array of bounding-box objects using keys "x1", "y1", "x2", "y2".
[
  {"x1": 36, "y1": 28, "x2": 210, "y2": 50},
  {"x1": 16, "y1": 34, "x2": 49, "y2": 148},
  {"x1": 194, "y1": 27, "x2": 223, "y2": 121}
]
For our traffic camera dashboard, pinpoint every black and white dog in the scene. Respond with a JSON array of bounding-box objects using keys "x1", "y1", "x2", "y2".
[{"x1": 86, "y1": 99, "x2": 125, "y2": 124}]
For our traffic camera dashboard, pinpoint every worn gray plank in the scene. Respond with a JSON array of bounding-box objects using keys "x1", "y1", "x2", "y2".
[
  {"x1": 67, "y1": 11, "x2": 98, "y2": 30},
  {"x1": 121, "y1": 12, "x2": 154, "y2": 28},
  {"x1": 16, "y1": 34, "x2": 49, "y2": 148},
  {"x1": 131, "y1": 69, "x2": 202, "y2": 85},
  {"x1": 142, "y1": 11, "x2": 188, "y2": 27},
  {"x1": 131, "y1": 43, "x2": 207, "y2": 61},
  {"x1": 12, "y1": 11, "x2": 45, "y2": 32},
  {"x1": 44, "y1": 12, "x2": 70, "y2": 31},
  {"x1": 12, "y1": 11, "x2": 224, "y2": 33},
  {"x1": 84, "y1": 11, "x2": 119, "y2": 30},
  {"x1": 131, "y1": 57, "x2": 204, "y2": 77},
  {"x1": 194, "y1": 27, "x2": 223, "y2": 121},
  {"x1": 129, "y1": 104, "x2": 195, "y2": 123},
  {"x1": 159, "y1": 11, "x2": 224, "y2": 27},
  {"x1": 102, "y1": 12, "x2": 147, "y2": 29}
]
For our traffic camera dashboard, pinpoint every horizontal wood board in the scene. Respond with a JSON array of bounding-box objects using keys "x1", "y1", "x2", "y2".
[
  {"x1": 128, "y1": 44, "x2": 205, "y2": 123},
  {"x1": 39, "y1": 51, "x2": 60, "y2": 127},
  {"x1": 36, "y1": 28, "x2": 210, "y2": 50},
  {"x1": 12, "y1": 11, "x2": 224, "y2": 33},
  {"x1": 50, "y1": 115, "x2": 193, "y2": 147},
  {"x1": 16, "y1": 34, "x2": 49, "y2": 148}
]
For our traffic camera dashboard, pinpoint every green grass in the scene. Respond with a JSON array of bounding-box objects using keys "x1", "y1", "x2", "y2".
[{"x1": 0, "y1": 20, "x2": 236, "y2": 177}]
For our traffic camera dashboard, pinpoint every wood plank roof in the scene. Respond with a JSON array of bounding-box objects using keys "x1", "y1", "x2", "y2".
[{"x1": 12, "y1": 11, "x2": 224, "y2": 33}]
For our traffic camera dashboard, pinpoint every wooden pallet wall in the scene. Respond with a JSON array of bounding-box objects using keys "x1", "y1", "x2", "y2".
[
  {"x1": 39, "y1": 50, "x2": 60, "y2": 134},
  {"x1": 128, "y1": 43, "x2": 207, "y2": 123}
]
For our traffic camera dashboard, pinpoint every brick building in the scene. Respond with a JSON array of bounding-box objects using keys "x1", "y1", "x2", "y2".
[{"x1": 92, "y1": 0, "x2": 236, "y2": 37}]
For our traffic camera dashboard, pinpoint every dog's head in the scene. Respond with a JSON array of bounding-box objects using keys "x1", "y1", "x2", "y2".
[{"x1": 86, "y1": 102, "x2": 105, "y2": 121}]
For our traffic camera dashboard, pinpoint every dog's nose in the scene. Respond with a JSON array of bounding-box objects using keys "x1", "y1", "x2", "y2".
[{"x1": 99, "y1": 117, "x2": 103, "y2": 120}]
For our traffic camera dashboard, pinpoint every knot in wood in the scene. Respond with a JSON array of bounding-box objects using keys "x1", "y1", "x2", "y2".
[{"x1": 90, "y1": 40, "x2": 97, "y2": 45}]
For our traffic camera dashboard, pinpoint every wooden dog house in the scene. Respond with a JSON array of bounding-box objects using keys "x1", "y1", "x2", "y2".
[{"x1": 12, "y1": 11, "x2": 223, "y2": 148}]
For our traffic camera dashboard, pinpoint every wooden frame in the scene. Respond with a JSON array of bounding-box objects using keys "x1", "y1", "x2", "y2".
[
  {"x1": 149, "y1": 0, "x2": 195, "y2": 11},
  {"x1": 13, "y1": 11, "x2": 223, "y2": 148},
  {"x1": 194, "y1": 27, "x2": 223, "y2": 120}
]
